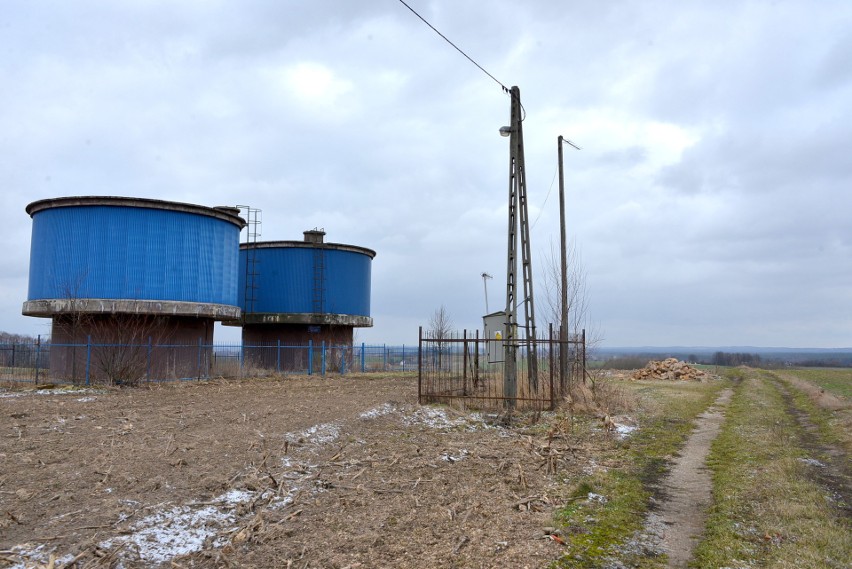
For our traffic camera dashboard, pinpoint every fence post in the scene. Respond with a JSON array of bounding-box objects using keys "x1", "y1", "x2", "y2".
[
  {"x1": 402, "y1": 345, "x2": 406, "y2": 371},
  {"x1": 197, "y1": 337, "x2": 202, "y2": 380},
  {"x1": 559, "y1": 324, "x2": 565, "y2": 391},
  {"x1": 474, "y1": 329, "x2": 479, "y2": 390},
  {"x1": 35, "y1": 335, "x2": 41, "y2": 385},
  {"x1": 549, "y1": 323, "x2": 555, "y2": 411},
  {"x1": 582, "y1": 328, "x2": 587, "y2": 385},
  {"x1": 85, "y1": 335, "x2": 92, "y2": 386},
  {"x1": 340, "y1": 345, "x2": 346, "y2": 375},
  {"x1": 277, "y1": 339, "x2": 281, "y2": 373},
  {"x1": 321, "y1": 341, "x2": 326, "y2": 376},
  {"x1": 361, "y1": 342, "x2": 366, "y2": 373},
  {"x1": 417, "y1": 330, "x2": 423, "y2": 403},
  {"x1": 308, "y1": 340, "x2": 313, "y2": 375},
  {"x1": 462, "y1": 329, "x2": 468, "y2": 396}
]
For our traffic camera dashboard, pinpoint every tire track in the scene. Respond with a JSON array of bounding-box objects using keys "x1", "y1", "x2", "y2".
[{"x1": 768, "y1": 373, "x2": 852, "y2": 517}]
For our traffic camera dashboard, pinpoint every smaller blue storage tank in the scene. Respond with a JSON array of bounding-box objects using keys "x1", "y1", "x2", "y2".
[{"x1": 235, "y1": 230, "x2": 376, "y2": 370}]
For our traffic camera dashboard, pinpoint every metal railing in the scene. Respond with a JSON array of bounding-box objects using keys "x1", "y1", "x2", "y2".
[{"x1": 417, "y1": 326, "x2": 586, "y2": 411}]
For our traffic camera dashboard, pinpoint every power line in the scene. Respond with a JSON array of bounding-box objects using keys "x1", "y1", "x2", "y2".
[
  {"x1": 531, "y1": 165, "x2": 558, "y2": 230},
  {"x1": 396, "y1": 0, "x2": 508, "y2": 93}
]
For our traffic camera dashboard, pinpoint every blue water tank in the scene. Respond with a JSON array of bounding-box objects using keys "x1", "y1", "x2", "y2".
[
  {"x1": 24, "y1": 197, "x2": 245, "y2": 317},
  {"x1": 238, "y1": 231, "x2": 375, "y2": 324}
]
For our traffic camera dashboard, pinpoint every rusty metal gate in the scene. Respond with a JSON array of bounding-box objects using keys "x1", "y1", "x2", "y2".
[{"x1": 417, "y1": 326, "x2": 586, "y2": 410}]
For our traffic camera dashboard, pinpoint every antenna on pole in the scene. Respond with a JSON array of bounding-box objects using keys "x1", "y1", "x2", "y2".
[{"x1": 481, "y1": 272, "x2": 493, "y2": 314}]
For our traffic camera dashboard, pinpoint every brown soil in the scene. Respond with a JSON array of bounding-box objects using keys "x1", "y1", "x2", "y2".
[{"x1": 0, "y1": 375, "x2": 587, "y2": 568}]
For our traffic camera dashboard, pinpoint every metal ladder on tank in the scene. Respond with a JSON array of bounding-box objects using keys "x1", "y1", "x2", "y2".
[
  {"x1": 312, "y1": 243, "x2": 325, "y2": 316},
  {"x1": 237, "y1": 206, "x2": 261, "y2": 315}
]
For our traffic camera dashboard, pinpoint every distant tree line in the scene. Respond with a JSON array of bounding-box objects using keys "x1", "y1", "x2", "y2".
[
  {"x1": 0, "y1": 331, "x2": 46, "y2": 370},
  {"x1": 798, "y1": 357, "x2": 852, "y2": 368},
  {"x1": 0, "y1": 331, "x2": 40, "y2": 344},
  {"x1": 710, "y1": 352, "x2": 762, "y2": 367}
]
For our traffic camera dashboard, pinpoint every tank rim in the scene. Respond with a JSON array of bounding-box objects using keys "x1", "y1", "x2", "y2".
[
  {"x1": 26, "y1": 196, "x2": 246, "y2": 228},
  {"x1": 240, "y1": 240, "x2": 376, "y2": 258}
]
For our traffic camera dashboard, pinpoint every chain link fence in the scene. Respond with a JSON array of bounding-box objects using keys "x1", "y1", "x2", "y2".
[{"x1": 0, "y1": 337, "x2": 419, "y2": 386}]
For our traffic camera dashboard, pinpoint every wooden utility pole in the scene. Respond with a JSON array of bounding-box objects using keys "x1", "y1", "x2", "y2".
[
  {"x1": 557, "y1": 135, "x2": 580, "y2": 389},
  {"x1": 558, "y1": 136, "x2": 568, "y2": 389}
]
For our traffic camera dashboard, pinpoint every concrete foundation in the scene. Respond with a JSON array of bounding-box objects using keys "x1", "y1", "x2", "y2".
[
  {"x1": 242, "y1": 324, "x2": 355, "y2": 372},
  {"x1": 48, "y1": 314, "x2": 215, "y2": 383}
]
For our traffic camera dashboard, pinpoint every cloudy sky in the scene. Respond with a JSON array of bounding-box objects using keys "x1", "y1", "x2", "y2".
[{"x1": 1, "y1": 0, "x2": 849, "y2": 348}]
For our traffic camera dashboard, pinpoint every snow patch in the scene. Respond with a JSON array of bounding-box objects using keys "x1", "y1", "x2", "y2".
[
  {"x1": 286, "y1": 422, "x2": 340, "y2": 445},
  {"x1": 218, "y1": 488, "x2": 256, "y2": 506},
  {"x1": 440, "y1": 449, "x2": 469, "y2": 463},
  {"x1": 359, "y1": 403, "x2": 396, "y2": 419},
  {"x1": 100, "y1": 504, "x2": 235, "y2": 564},
  {"x1": 587, "y1": 492, "x2": 608, "y2": 504},
  {"x1": 615, "y1": 423, "x2": 638, "y2": 438},
  {"x1": 582, "y1": 459, "x2": 607, "y2": 475},
  {"x1": 1, "y1": 388, "x2": 103, "y2": 399},
  {"x1": 403, "y1": 407, "x2": 489, "y2": 431}
]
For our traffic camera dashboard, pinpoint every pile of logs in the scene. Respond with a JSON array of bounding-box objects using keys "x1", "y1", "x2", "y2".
[{"x1": 631, "y1": 358, "x2": 708, "y2": 381}]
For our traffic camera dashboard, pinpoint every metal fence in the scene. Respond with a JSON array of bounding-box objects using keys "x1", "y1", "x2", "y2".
[
  {"x1": 417, "y1": 326, "x2": 586, "y2": 411},
  {"x1": 0, "y1": 337, "x2": 419, "y2": 386}
]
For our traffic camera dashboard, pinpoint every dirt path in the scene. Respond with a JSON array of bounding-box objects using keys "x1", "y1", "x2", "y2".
[{"x1": 647, "y1": 388, "x2": 733, "y2": 568}]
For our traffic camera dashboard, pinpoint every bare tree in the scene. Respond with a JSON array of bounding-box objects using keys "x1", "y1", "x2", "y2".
[
  {"x1": 540, "y1": 238, "x2": 592, "y2": 338},
  {"x1": 428, "y1": 305, "x2": 453, "y2": 341},
  {"x1": 540, "y1": 238, "x2": 603, "y2": 393},
  {"x1": 428, "y1": 305, "x2": 453, "y2": 370}
]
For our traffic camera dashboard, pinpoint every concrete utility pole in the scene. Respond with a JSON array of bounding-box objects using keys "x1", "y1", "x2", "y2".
[
  {"x1": 557, "y1": 135, "x2": 580, "y2": 388},
  {"x1": 502, "y1": 86, "x2": 538, "y2": 404}
]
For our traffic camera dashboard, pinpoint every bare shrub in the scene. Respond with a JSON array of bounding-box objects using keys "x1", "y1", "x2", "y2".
[{"x1": 88, "y1": 315, "x2": 176, "y2": 387}]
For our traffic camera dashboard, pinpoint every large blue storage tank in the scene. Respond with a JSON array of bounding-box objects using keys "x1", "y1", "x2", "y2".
[
  {"x1": 25, "y1": 197, "x2": 244, "y2": 310},
  {"x1": 22, "y1": 196, "x2": 246, "y2": 382}
]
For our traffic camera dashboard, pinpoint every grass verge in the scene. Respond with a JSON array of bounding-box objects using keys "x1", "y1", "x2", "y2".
[
  {"x1": 692, "y1": 368, "x2": 850, "y2": 569},
  {"x1": 777, "y1": 367, "x2": 852, "y2": 399},
  {"x1": 774, "y1": 370, "x2": 851, "y2": 455},
  {"x1": 549, "y1": 377, "x2": 726, "y2": 568}
]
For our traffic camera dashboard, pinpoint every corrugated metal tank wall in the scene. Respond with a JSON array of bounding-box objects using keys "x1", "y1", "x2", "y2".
[
  {"x1": 27, "y1": 203, "x2": 241, "y2": 305},
  {"x1": 238, "y1": 245, "x2": 373, "y2": 316}
]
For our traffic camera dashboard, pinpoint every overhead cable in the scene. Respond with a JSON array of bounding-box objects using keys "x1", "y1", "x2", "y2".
[{"x1": 396, "y1": 0, "x2": 509, "y2": 93}]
